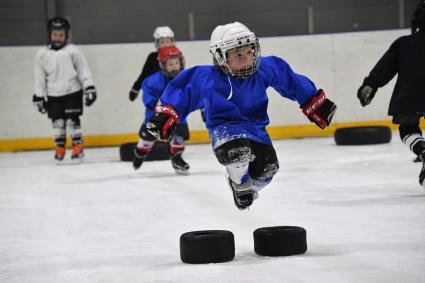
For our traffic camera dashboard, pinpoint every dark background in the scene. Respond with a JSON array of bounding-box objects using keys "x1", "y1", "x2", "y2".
[{"x1": 0, "y1": 0, "x2": 419, "y2": 45}]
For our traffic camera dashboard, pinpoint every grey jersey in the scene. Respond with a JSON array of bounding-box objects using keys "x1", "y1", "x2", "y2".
[{"x1": 34, "y1": 44, "x2": 94, "y2": 98}]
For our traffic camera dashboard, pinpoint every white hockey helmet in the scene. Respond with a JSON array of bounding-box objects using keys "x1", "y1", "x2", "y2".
[
  {"x1": 209, "y1": 22, "x2": 261, "y2": 79},
  {"x1": 153, "y1": 26, "x2": 175, "y2": 40}
]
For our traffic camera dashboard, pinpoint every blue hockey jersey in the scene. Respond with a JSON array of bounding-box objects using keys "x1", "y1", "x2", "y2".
[
  {"x1": 141, "y1": 71, "x2": 188, "y2": 124},
  {"x1": 159, "y1": 56, "x2": 318, "y2": 149}
]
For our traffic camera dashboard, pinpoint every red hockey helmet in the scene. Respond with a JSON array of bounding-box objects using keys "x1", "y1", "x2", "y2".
[
  {"x1": 157, "y1": 46, "x2": 185, "y2": 78},
  {"x1": 157, "y1": 46, "x2": 183, "y2": 62}
]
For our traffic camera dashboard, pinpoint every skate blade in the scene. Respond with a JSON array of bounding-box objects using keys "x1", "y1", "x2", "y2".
[
  {"x1": 413, "y1": 156, "x2": 422, "y2": 163},
  {"x1": 71, "y1": 156, "x2": 84, "y2": 164},
  {"x1": 54, "y1": 156, "x2": 83, "y2": 166},
  {"x1": 226, "y1": 175, "x2": 251, "y2": 210},
  {"x1": 174, "y1": 168, "x2": 190, "y2": 175}
]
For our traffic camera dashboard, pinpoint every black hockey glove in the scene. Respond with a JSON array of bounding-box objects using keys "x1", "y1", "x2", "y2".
[
  {"x1": 129, "y1": 87, "x2": 139, "y2": 101},
  {"x1": 301, "y1": 89, "x2": 337, "y2": 129},
  {"x1": 84, "y1": 86, "x2": 97, "y2": 107},
  {"x1": 32, "y1": 94, "x2": 47, "y2": 114},
  {"x1": 146, "y1": 104, "x2": 179, "y2": 141},
  {"x1": 357, "y1": 84, "x2": 377, "y2": 107}
]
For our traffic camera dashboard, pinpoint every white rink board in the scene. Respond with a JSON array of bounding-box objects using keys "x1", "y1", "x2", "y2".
[{"x1": 0, "y1": 29, "x2": 407, "y2": 139}]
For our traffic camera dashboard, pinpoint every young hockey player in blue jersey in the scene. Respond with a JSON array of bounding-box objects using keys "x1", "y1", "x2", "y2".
[
  {"x1": 32, "y1": 17, "x2": 97, "y2": 163},
  {"x1": 133, "y1": 45, "x2": 190, "y2": 174},
  {"x1": 144, "y1": 22, "x2": 337, "y2": 209},
  {"x1": 357, "y1": 1, "x2": 425, "y2": 187}
]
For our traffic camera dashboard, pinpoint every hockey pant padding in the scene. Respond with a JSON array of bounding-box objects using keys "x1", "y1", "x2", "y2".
[
  {"x1": 399, "y1": 124, "x2": 425, "y2": 157},
  {"x1": 215, "y1": 139, "x2": 280, "y2": 189},
  {"x1": 52, "y1": 119, "x2": 66, "y2": 147},
  {"x1": 66, "y1": 117, "x2": 83, "y2": 145},
  {"x1": 249, "y1": 143, "x2": 279, "y2": 191}
]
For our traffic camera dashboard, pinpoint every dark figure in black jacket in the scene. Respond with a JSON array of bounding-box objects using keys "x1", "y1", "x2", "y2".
[
  {"x1": 358, "y1": 0, "x2": 425, "y2": 186},
  {"x1": 129, "y1": 26, "x2": 175, "y2": 101}
]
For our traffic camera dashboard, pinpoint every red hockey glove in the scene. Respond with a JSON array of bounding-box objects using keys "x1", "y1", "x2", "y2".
[
  {"x1": 301, "y1": 89, "x2": 337, "y2": 129},
  {"x1": 146, "y1": 104, "x2": 179, "y2": 140}
]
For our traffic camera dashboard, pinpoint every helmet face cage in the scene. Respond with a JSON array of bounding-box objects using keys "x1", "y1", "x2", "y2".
[
  {"x1": 159, "y1": 56, "x2": 185, "y2": 79},
  {"x1": 155, "y1": 37, "x2": 175, "y2": 49},
  {"x1": 47, "y1": 17, "x2": 70, "y2": 50},
  {"x1": 158, "y1": 47, "x2": 185, "y2": 79},
  {"x1": 411, "y1": 0, "x2": 425, "y2": 33},
  {"x1": 47, "y1": 17, "x2": 70, "y2": 38},
  {"x1": 153, "y1": 26, "x2": 175, "y2": 48},
  {"x1": 211, "y1": 38, "x2": 261, "y2": 80}
]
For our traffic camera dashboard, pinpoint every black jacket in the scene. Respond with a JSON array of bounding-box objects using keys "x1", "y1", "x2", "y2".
[
  {"x1": 364, "y1": 31, "x2": 425, "y2": 115},
  {"x1": 131, "y1": 51, "x2": 160, "y2": 90}
]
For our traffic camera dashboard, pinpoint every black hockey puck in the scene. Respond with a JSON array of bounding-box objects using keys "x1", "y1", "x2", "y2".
[
  {"x1": 253, "y1": 226, "x2": 307, "y2": 256},
  {"x1": 119, "y1": 142, "x2": 171, "y2": 162},
  {"x1": 180, "y1": 230, "x2": 235, "y2": 264},
  {"x1": 334, "y1": 126, "x2": 392, "y2": 145}
]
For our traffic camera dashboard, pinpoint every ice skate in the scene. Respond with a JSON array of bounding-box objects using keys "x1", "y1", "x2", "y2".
[
  {"x1": 413, "y1": 156, "x2": 422, "y2": 163},
  {"x1": 54, "y1": 146, "x2": 65, "y2": 163},
  {"x1": 420, "y1": 160, "x2": 425, "y2": 187},
  {"x1": 71, "y1": 144, "x2": 84, "y2": 163},
  {"x1": 133, "y1": 147, "x2": 149, "y2": 170},
  {"x1": 171, "y1": 152, "x2": 190, "y2": 175},
  {"x1": 226, "y1": 176, "x2": 258, "y2": 210}
]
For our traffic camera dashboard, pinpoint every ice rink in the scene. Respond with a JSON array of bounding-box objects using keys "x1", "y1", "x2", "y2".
[{"x1": 1, "y1": 136, "x2": 424, "y2": 283}]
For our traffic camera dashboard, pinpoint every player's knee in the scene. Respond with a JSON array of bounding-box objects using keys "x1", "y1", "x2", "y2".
[
  {"x1": 65, "y1": 117, "x2": 81, "y2": 128},
  {"x1": 52, "y1": 118, "x2": 65, "y2": 129},
  {"x1": 169, "y1": 135, "x2": 185, "y2": 155},
  {"x1": 254, "y1": 161, "x2": 280, "y2": 180},
  {"x1": 399, "y1": 124, "x2": 421, "y2": 140},
  {"x1": 251, "y1": 162, "x2": 279, "y2": 191},
  {"x1": 170, "y1": 135, "x2": 184, "y2": 145},
  {"x1": 214, "y1": 138, "x2": 253, "y2": 166}
]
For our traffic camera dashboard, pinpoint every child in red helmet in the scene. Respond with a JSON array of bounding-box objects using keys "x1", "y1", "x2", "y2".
[{"x1": 133, "y1": 45, "x2": 190, "y2": 174}]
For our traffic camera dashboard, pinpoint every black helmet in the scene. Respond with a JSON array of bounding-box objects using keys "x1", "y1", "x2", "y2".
[
  {"x1": 47, "y1": 17, "x2": 70, "y2": 50},
  {"x1": 47, "y1": 17, "x2": 70, "y2": 37},
  {"x1": 411, "y1": 0, "x2": 425, "y2": 33}
]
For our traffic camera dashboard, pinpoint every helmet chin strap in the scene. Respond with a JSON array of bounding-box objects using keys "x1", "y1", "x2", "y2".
[{"x1": 50, "y1": 40, "x2": 66, "y2": 50}]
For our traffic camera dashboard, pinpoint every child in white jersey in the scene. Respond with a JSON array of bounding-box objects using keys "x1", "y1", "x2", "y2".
[{"x1": 32, "y1": 17, "x2": 97, "y2": 162}]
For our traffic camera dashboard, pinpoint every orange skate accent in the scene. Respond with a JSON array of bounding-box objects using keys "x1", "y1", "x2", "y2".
[
  {"x1": 71, "y1": 144, "x2": 84, "y2": 159},
  {"x1": 55, "y1": 146, "x2": 65, "y2": 161}
]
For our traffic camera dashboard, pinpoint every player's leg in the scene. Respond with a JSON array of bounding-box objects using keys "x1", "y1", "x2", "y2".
[
  {"x1": 248, "y1": 141, "x2": 280, "y2": 192},
  {"x1": 47, "y1": 96, "x2": 66, "y2": 161},
  {"x1": 66, "y1": 117, "x2": 84, "y2": 159},
  {"x1": 133, "y1": 123, "x2": 155, "y2": 170},
  {"x1": 169, "y1": 123, "x2": 190, "y2": 174},
  {"x1": 214, "y1": 138, "x2": 256, "y2": 209},
  {"x1": 64, "y1": 91, "x2": 84, "y2": 160},
  {"x1": 396, "y1": 115, "x2": 425, "y2": 186}
]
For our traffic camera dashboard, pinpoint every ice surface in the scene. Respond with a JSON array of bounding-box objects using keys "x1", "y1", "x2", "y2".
[{"x1": 0, "y1": 137, "x2": 424, "y2": 283}]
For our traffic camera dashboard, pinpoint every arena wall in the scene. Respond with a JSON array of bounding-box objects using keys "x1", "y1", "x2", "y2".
[{"x1": 0, "y1": 29, "x2": 409, "y2": 152}]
